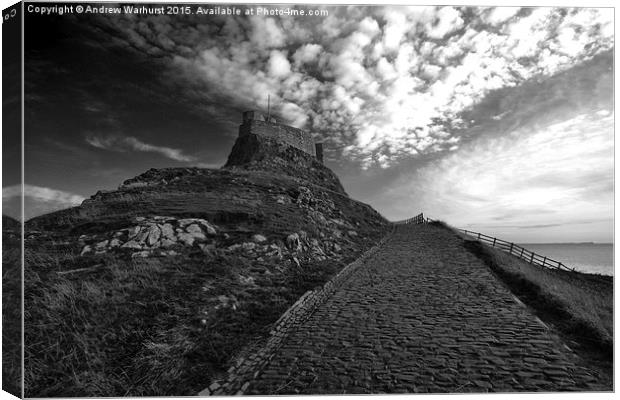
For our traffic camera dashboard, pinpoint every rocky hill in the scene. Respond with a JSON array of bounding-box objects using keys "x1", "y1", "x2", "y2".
[{"x1": 23, "y1": 132, "x2": 389, "y2": 397}]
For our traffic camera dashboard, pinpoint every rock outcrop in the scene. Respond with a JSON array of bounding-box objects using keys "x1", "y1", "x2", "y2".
[{"x1": 78, "y1": 216, "x2": 218, "y2": 257}]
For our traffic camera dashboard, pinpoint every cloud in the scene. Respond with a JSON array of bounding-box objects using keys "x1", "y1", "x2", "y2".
[
  {"x1": 483, "y1": 7, "x2": 522, "y2": 25},
  {"x1": 358, "y1": 50, "x2": 613, "y2": 242},
  {"x1": 267, "y1": 50, "x2": 292, "y2": 78},
  {"x1": 391, "y1": 111, "x2": 613, "y2": 241},
  {"x1": 3, "y1": 184, "x2": 84, "y2": 204},
  {"x1": 426, "y1": 6, "x2": 464, "y2": 39},
  {"x1": 76, "y1": 6, "x2": 613, "y2": 170},
  {"x1": 250, "y1": 17, "x2": 286, "y2": 49},
  {"x1": 293, "y1": 44, "x2": 323, "y2": 66},
  {"x1": 86, "y1": 134, "x2": 195, "y2": 162},
  {"x1": 3, "y1": 184, "x2": 86, "y2": 220}
]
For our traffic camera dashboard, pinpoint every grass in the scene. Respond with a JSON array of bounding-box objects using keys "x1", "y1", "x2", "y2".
[
  {"x1": 463, "y1": 238, "x2": 613, "y2": 379},
  {"x1": 23, "y1": 233, "x2": 379, "y2": 397},
  {"x1": 2, "y1": 230, "x2": 22, "y2": 397},
  {"x1": 427, "y1": 219, "x2": 451, "y2": 230}
]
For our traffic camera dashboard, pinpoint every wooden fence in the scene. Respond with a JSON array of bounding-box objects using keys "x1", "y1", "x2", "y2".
[
  {"x1": 395, "y1": 213, "x2": 428, "y2": 225},
  {"x1": 458, "y1": 228, "x2": 574, "y2": 272},
  {"x1": 395, "y1": 212, "x2": 574, "y2": 272}
]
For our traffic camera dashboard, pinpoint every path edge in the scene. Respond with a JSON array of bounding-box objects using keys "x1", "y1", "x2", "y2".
[{"x1": 199, "y1": 227, "x2": 394, "y2": 396}]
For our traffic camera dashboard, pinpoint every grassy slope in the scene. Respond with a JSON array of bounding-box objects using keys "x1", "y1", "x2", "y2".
[
  {"x1": 24, "y1": 169, "x2": 388, "y2": 397},
  {"x1": 25, "y1": 251, "x2": 344, "y2": 396},
  {"x1": 462, "y1": 234, "x2": 613, "y2": 383},
  {"x1": 2, "y1": 221, "x2": 22, "y2": 397}
]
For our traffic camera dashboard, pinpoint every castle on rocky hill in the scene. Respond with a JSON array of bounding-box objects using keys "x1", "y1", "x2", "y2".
[{"x1": 239, "y1": 111, "x2": 324, "y2": 163}]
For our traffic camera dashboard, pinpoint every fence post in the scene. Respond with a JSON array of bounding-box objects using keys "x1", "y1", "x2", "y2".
[{"x1": 456, "y1": 227, "x2": 570, "y2": 272}]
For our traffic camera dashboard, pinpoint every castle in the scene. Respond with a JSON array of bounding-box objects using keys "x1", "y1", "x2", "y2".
[{"x1": 239, "y1": 111, "x2": 324, "y2": 163}]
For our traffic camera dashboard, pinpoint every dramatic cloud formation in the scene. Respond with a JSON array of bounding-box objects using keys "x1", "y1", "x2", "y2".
[
  {"x1": 86, "y1": 134, "x2": 196, "y2": 162},
  {"x1": 364, "y1": 50, "x2": 613, "y2": 242},
  {"x1": 82, "y1": 6, "x2": 613, "y2": 168},
  {"x1": 3, "y1": 184, "x2": 86, "y2": 220}
]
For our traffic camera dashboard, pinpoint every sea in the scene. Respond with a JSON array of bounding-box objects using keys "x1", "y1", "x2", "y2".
[{"x1": 518, "y1": 243, "x2": 614, "y2": 276}]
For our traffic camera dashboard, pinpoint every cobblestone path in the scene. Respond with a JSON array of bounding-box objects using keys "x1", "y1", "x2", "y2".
[{"x1": 245, "y1": 224, "x2": 604, "y2": 394}]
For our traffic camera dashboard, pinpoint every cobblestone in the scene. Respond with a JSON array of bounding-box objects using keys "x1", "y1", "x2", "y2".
[{"x1": 206, "y1": 224, "x2": 608, "y2": 394}]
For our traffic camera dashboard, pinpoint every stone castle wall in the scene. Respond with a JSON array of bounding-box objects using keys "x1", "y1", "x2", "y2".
[{"x1": 239, "y1": 114, "x2": 316, "y2": 157}]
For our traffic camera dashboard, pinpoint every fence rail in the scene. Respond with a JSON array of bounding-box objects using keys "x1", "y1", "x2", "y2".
[
  {"x1": 395, "y1": 212, "x2": 574, "y2": 273},
  {"x1": 395, "y1": 213, "x2": 431, "y2": 225},
  {"x1": 458, "y1": 228, "x2": 574, "y2": 272}
]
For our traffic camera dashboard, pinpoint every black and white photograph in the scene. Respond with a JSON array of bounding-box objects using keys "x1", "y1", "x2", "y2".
[{"x1": 1, "y1": 1, "x2": 615, "y2": 397}]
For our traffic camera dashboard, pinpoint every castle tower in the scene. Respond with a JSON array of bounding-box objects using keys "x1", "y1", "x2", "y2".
[{"x1": 239, "y1": 110, "x2": 320, "y2": 160}]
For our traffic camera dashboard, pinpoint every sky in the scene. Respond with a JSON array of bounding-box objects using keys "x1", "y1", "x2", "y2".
[{"x1": 3, "y1": 3, "x2": 614, "y2": 243}]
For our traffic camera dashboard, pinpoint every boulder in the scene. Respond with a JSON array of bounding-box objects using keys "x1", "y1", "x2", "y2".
[
  {"x1": 177, "y1": 232, "x2": 196, "y2": 246},
  {"x1": 146, "y1": 225, "x2": 161, "y2": 246},
  {"x1": 160, "y1": 238, "x2": 176, "y2": 248},
  {"x1": 186, "y1": 224, "x2": 202, "y2": 234},
  {"x1": 127, "y1": 225, "x2": 141, "y2": 239},
  {"x1": 242, "y1": 242, "x2": 257, "y2": 251},
  {"x1": 95, "y1": 240, "x2": 109, "y2": 250},
  {"x1": 197, "y1": 220, "x2": 217, "y2": 235},
  {"x1": 252, "y1": 234, "x2": 267, "y2": 243},
  {"x1": 80, "y1": 245, "x2": 92, "y2": 256},
  {"x1": 160, "y1": 223, "x2": 175, "y2": 240},
  {"x1": 187, "y1": 229, "x2": 206, "y2": 241},
  {"x1": 179, "y1": 218, "x2": 210, "y2": 229},
  {"x1": 122, "y1": 240, "x2": 143, "y2": 250},
  {"x1": 133, "y1": 226, "x2": 151, "y2": 243},
  {"x1": 227, "y1": 244, "x2": 242, "y2": 252},
  {"x1": 286, "y1": 233, "x2": 301, "y2": 251},
  {"x1": 178, "y1": 218, "x2": 196, "y2": 228}
]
